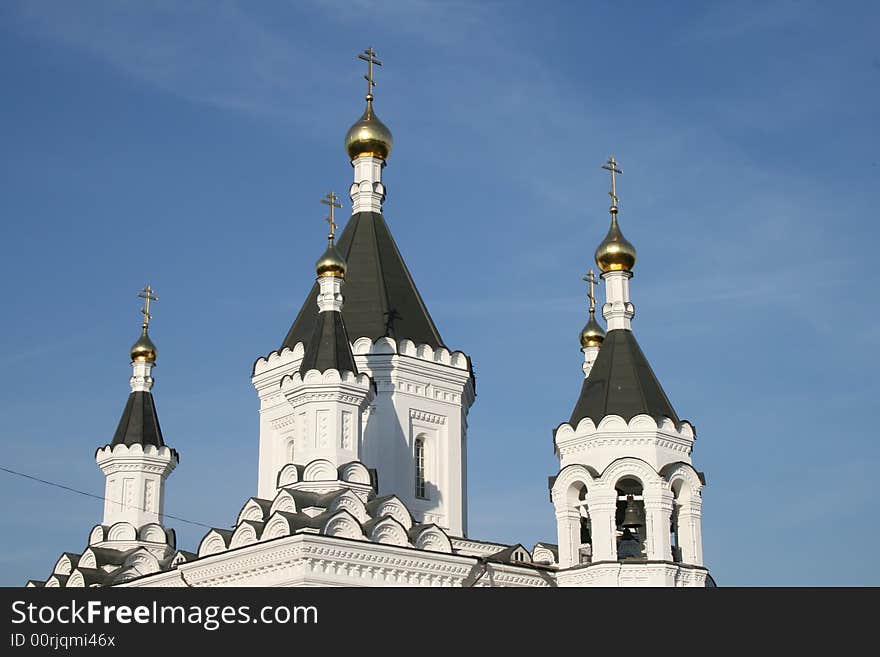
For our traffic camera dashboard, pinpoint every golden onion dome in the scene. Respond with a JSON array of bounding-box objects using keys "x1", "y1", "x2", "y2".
[
  {"x1": 315, "y1": 242, "x2": 347, "y2": 279},
  {"x1": 595, "y1": 213, "x2": 637, "y2": 272},
  {"x1": 130, "y1": 327, "x2": 157, "y2": 363},
  {"x1": 580, "y1": 312, "x2": 606, "y2": 348},
  {"x1": 344, "y1": 99, "x2": 393, "y2": 161}
]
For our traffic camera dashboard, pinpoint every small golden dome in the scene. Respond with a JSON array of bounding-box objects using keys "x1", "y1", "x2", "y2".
[
  {"x1": 316, "y1": 242, "x2": 347, "y2": 278},
  {"x1": 344, "y1": 99, "x2": 393, "y2": 161},
  {"x1": 580, "y1": 312, "x2": 606, "y2": 348},
  {"x1": 131, "y1": 327, "x2": 157, "y2": 363},
  {"x1": 595, "y1": 213, "x2": 637, "y2": 272}
]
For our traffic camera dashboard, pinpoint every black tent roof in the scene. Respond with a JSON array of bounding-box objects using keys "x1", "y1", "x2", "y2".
[
  {"x1": 283, "y1": 211, "x2": 444, "y2": 351},
  {"x1": 569, "y1": 329, "x2": 679, "y2": 426},
  {"x1": 299, "y1": 310, "x2": 358, "y2": 375},
  {"x1": 111, "y1": 391, "x2": 165, "y2": 448}
]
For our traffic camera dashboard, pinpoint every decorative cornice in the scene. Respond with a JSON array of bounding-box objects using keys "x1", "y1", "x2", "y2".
[{"x1": 410, "y1": 409, "x2": 447, "y2": 425}]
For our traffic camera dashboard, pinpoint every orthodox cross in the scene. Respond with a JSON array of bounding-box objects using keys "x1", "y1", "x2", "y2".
[
  {"x1": 137, "y1": 284, "x2": 158, "y2": 328},
  {"x1": 583, "y1": 269, "x2": 599, "y2": 314},
  {"x1": 602, "y1": 155, "x2": 623, "y2": 209},
  {"x1": 321, "y1": 191, "x2": 342, "y2": 244},
  {"x1": 383, "y1": 308, "x2": 401, "y2": 338},
  {"x1": 358, "y1": 47, "x2": 383, "y2": 100}
]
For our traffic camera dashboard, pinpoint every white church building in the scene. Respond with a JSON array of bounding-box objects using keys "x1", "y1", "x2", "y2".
[{"x1": 27, "y1": 50, "x2": 711, "y2": 588}]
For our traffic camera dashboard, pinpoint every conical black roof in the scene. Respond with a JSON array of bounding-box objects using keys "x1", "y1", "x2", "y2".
[
  {"x1": 569, "y1": 329, "x2": 679, "y2": 426},
  {"x1": 283, "y1": 212, "x2": 444, "y2": 350},
  {"x1": 299, "y1": 310, "x2": 358, "y2": 375},
  {"x1": 111, "y1": 391, "x2": 165, "y2": 448}
]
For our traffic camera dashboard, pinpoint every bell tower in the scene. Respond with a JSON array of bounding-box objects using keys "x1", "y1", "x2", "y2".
[{"x1": 549, "y1": 157, "x2": 709, "y2": 587}]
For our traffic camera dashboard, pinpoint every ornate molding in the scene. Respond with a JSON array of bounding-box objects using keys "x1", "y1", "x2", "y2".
[{"x1": 410, "y1": 409, "x2": 447, "y2": 425}]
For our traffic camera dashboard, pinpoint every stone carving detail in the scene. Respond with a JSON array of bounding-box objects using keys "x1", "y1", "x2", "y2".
[
  {"x1": 123, "y1": 478, "x2": 134, "y2": 512},
  {"x1": 341, "y1": 411, "x2": 352, "y2": 450},
  {"x1": 410, "y1": 409, "x2": 446, "y2": 425},
  {"x1": 270, "y1": 415, "x2": 295, "y2": 432},
  {"x1": 144, "y1": 480, "x2": 156, "y2": 513},
  {"x1": 317, "y1": 410, "x2": 329, "y2": 449},
  {"x1": 298, "y1": 412, "x2": 308, "y2": 449}
]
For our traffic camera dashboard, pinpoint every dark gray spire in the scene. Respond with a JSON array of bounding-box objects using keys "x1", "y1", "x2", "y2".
[
  {"x1": 283, "y1": 212, "x2": 444, "y2": 351},
  {"x1": 111, "y1": 391, "x2": 165, "y2": 448},
  {"x1": 569, "y1": 329, "x2": 679, "y2": 426},
  {"x1": 298, "y1": 310, "x2": 358, "y2": 376}
]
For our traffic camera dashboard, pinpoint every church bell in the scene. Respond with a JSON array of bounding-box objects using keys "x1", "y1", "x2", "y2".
[{"x1": 622, "y1": 495, "x2": 643, "y2": 528}]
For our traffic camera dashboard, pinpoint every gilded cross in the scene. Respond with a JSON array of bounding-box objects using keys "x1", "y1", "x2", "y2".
[
  {"x1": 321, "y1": 191, "x2": 342, "y2": 243},
  {"x1": 583, "y1": 269, "x2": 599, "y2": 313},
  {"x1": 358, "y1": 47, "x2": 383, "y2": 100},
  {"x1": 137, "y1": 284, "x2": 158, "y2": 328},
  {"x1": 602, "y1": 156, "x2": 623, "y2": 208}
]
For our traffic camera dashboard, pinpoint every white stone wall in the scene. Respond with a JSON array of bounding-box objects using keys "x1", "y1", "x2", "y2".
[{"x1": 353, "y1": 337, "x2": 474, "y2": 537}]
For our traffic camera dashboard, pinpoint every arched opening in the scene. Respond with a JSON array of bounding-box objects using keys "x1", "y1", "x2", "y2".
[
  {"x1": 414, "y1": 435, "x2": 427, "y2": 500},
  {"x1": 576, "y1": 484, "x2": 592, "y2": 564},
  {"x1": 615, "y1": 477, "x2": 646, "y2": 561},
  {"x1": 670, "y1": 480, "x2": 683, "y2": 563},
  {"x1": 553, "y1": 473, "x2": 594, "y2": 568},
  {"x1": 286, "y1": 438, "x2": 295, "y2": 465},
  {"x1": 669, "y1": 477, "x2": 701, "y2": 564}
]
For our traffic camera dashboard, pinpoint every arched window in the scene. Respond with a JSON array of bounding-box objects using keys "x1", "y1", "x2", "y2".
[
  {"x1": 414, "y1": 436, "x2": 427, "y2": 499},
  {"x1": 287, "y1": 438, "x2": 296, "y2": 464}
]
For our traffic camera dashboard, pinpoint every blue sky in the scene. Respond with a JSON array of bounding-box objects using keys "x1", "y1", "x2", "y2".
[{"x1": 1, "y1": 0, "x2": 878, "y2": 586}]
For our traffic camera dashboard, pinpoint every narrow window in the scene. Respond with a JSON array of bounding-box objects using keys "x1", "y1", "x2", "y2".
[{"x1": 414, "y1": 436, "x2": 427, "y2": 499}]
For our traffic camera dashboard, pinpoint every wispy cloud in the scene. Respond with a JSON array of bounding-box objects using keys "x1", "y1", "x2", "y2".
[{"x1": 9, "y1": 1, "x2": 330, "y2": 120}]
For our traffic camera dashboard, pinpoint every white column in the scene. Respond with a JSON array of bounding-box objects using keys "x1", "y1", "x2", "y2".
[
  {"x1": 129, "y1": 361, "x2": 154, "y2": 392},
  {"x1": 317, "y1": 274, "x2": 344, "y2": 312},
  {"x1": 587, "y1": 493, "x2": 618, "y2": 562},
  {"x1": 601, "y1": 270, "x2": 635, "y2": 331},
  {"x1": 678, "y1": 501, "x2": 703, "y2": 566},
  {"x1": 349, "y1": 156, "x2": 386, "y2": 213},
  {"x1": 554, "y1": 506, "x2": 581, "y2": 568},
  {"x1": 582, "y1": 345, "x2": 600, "y2": 378},
  {"x1": 644, "y1": 490, "x2": 674, "y2": 561}
]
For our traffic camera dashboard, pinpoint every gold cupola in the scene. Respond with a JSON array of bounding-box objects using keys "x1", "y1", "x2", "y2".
[
  {"x1": 595, "y1": 213, "x2": 637, "y2": 272},
  {"x1": 345, "y1": 48, "x2": 393, "y2": 161},
  {"x1": 580, "y1": 269, "x2": 605, "y2": 348},
  {"x1": 130, "y1": 284, "x2": 158, "y2": 363},
  {"x1": 345, "y1": 99, "x2": 393, "y2": 161},
  {"x1": 130, "y1": 326, "x2": 157, "y2": 363},
  {"x1": 316, "y1": 191, "x2": 347, "y2": 278},
  {"x1": 316, "y1": 243, "x2": 347, "y2": 279},
  {"x1": 580, "y1": 311, "x2": 606, "y2": 348},
  {"x1": 594, "y1": 156, "x2": 636, "y2": 273}
]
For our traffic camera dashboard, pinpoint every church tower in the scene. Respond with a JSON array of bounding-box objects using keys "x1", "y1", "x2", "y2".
[
  {"x1": 550, "y1": 158, "x2": 708, "y2": 587},
  {"x1": 277, "y1": 193, "x2": 374, "y2": 469},
  {"x1": 253, "y1": 49, "x2": 474, "y2": 536},
  {"x1": 96, "y1": 285, "x2": 179, "y2": 532}
]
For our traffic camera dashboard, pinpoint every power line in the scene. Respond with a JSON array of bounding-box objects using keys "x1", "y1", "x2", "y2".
[{"x1": 0, "y1": 465, "x2": 217, "y2": 530}]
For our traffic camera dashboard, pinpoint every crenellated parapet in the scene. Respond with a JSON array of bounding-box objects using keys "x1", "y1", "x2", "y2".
[
  {"x1": 351, "y1": 336, "x2": 472, "y2": 398},
  {"x1": 553, "y1": 413, "x2": 696, "y2": 473}
]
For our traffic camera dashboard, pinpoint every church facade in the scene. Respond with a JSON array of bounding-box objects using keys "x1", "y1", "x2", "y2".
[{"x1": 27, "y1": 50, "x2": 711, "y2": 588}]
